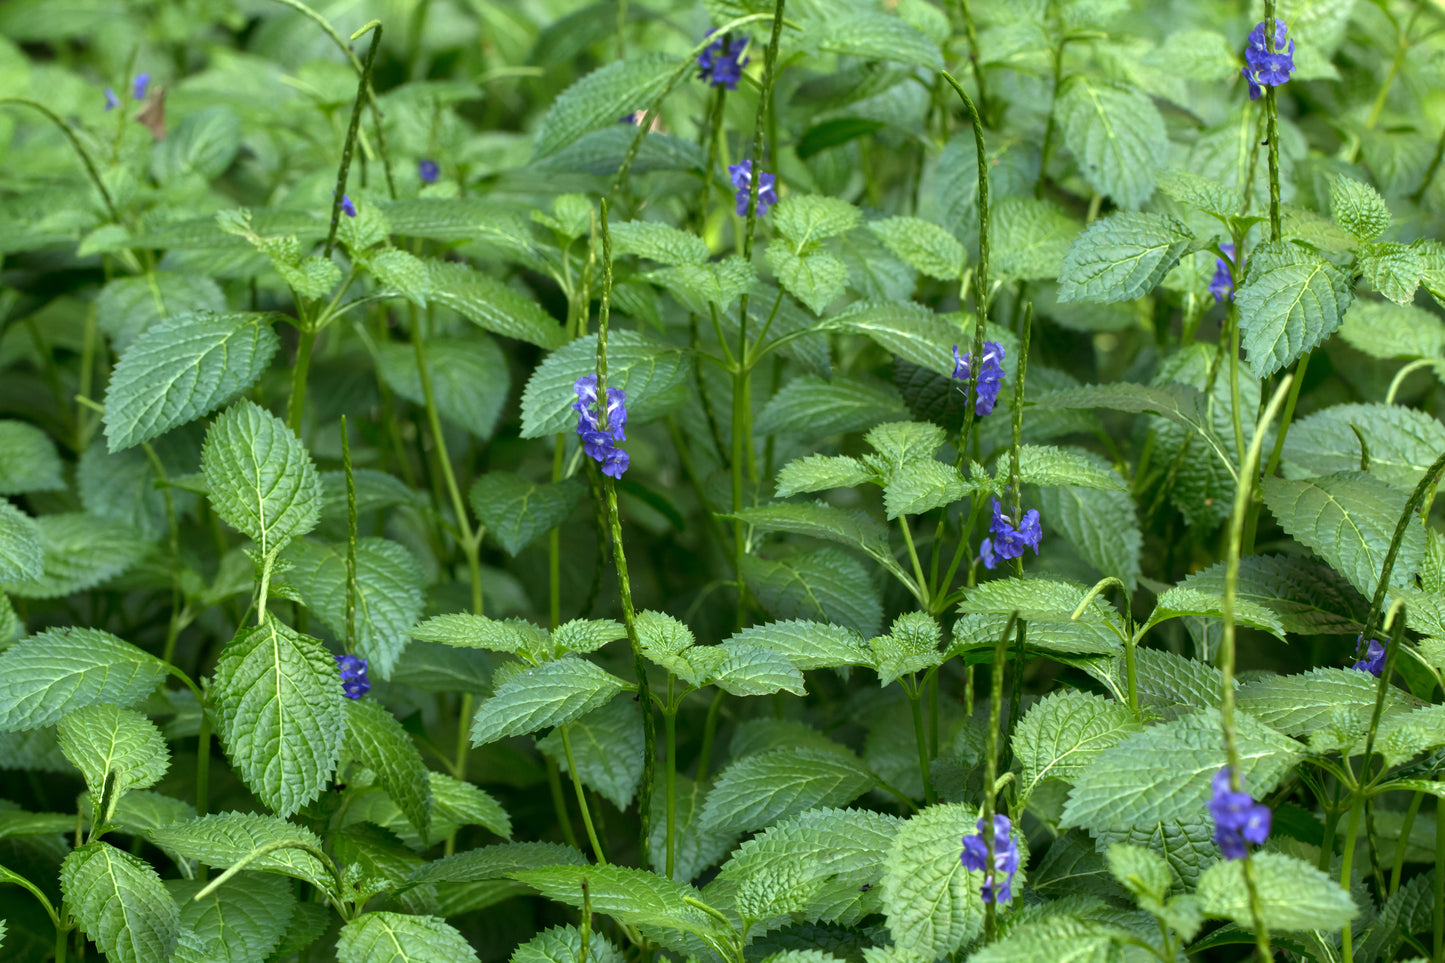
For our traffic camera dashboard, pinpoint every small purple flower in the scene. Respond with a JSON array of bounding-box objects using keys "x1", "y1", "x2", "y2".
[
  {"x1": 1243, "y1": 19, "x2": 1295, "y2": 100},
  {"x1": 133, "y1": 73, "x2": 151, "y2": 100},
  {"x1": 1210, "y1": 243, "x2": 1236, "y2": 303},
  {"x1": 1209, "y1": 768, "x2": 1271, "y2": 860},
  {"x1": 979, "y1": 499, "x2": 1042, "y2": 570},
  {"x1": 728, "y1": 160, "x2": 778, "y2": 217},
  {"x1": 341, "y1": 195, "x2": 357, "y2": 218},
  {"x1": 1351, "y1": 636, "x2": 1386, "y2": 676},
  {"x1": 104, "y1": 87, "x2": 120, "y2": 112},
  {"x1": 336, "y1": 654, "x2": 370, "y2": 699},
  {"x1": 418, "y1": 159, "x2": 440, "y2": 184},
  {"x1": 951, "y1": 341, "x2": 1006, "y2": 416},
  {"x1": 698, "y1": 33, "x2": 750, "y2": 90},
  {"x1": 961, "y1": 814, "x2": 1020, "y2": 903},
  {"x1": 573, "y1": 375, "x2": 630, "y2": 478}
]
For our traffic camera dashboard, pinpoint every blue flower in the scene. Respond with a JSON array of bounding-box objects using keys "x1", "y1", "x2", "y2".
[
  {"x1": 728, "y1": 160, "x2": 778, "y2": 217},
  {"x1": 1210, "y1": 243, "x2": 1236, "y2": 303},
  {"x1": 979, "y1": 499, "x2": 1041, "y2": 570},
  {"x1": 336, "y1": 654, "x2": 370, "y2": 699},
  {"x1": 951, "y1": 341, "x2": 1006, "y2": 416},
  {"x1": 341, "y1": 195, "x2": 357, "y2": 218},
  {"x1": 961, "y1": 814, "x2": 1019, "y2": 903},
  {"x1": 418, "y1": 159, "x2": 439, "y2": 184},
  {"x1": 133, "y1": 73, "x2": 151, "y2": 100},
  {"x1": 698, "y1": 33, "x2": 750, "y2": 90},
  {"x1": 1208, "y1": 768, "x2": 1271, "y2": 860},
  {"x1": 1243, "y1": 19, "x2": 1295, "y2": 100},
  {"x1": 104, "y1": 87, "x2": 120, "y2": 112},
  {"x1": 1351, "y1": 636, "x2": 1386, "y2": 676},
  {"x1": 573, "y1": 375, "x2": 630, "y2": 478}
]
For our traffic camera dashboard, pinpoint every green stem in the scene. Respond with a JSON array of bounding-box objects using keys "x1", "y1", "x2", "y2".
[
  {"x1": 907, "y1": 681, "x2": 937, "y2": 806},
  {"x1": 665, "y1": 690, "x2": 677, "y2": 878},
  {"x1": 1035, "y1": 38, "x2": 1066, "y2": 198},
  {"x1": 323, "y1": 21, "x2": 382, "y2": 258},
  {"x1": 1389, "y1": 790, "x2": 1424, "y2": 895},
  {"x1": 286, "y1": 326, "x2": 317, "y2": 434},
  {"x1": 545, "y1": 756, "x2": 581, "y2": 851},
  {"x1": 695, "y1": 688, "x2": 725, "y2": 783},
  {"x1": 952, "y1": 0, "x2": 989, "y2": 121},
  {"x1": 0, "y1": 99, "x2": 119, "y2": 221},
  {"x1": 899, "y1": 516, "x2": 930, "y2": 603},
  {"x1": 1434, "y1": 797, "x2": 1444, "y2": 962},
  {"x1": 1261, "y1": 0, "x2": 1282, "y2": 240},
  {"x1": 341, "y1": 417, "x2": 359, "y2": 652},
  {"x1": 551, "y1": 435, "x2": 566, "y2": 628},
  {"x1": 1340, "y1": 784, "x2": 1366, "y2": 963},
  {"x1": 562, "y1": 725, "x2": 607, "y2": 866},
  {"x1": 196, "y1": 701, "x2": 212, "y2": 818},
  {"x1": 981, "y1": 613, "x2": 1016, "y2": 944}
]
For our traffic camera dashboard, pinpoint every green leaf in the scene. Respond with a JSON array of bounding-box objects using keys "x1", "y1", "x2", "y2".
[
  {"x1": 1060, "y1": 710, "x2": 1301, "y2": 833},
  {"x1": 532, "y1": 53, "x2": 677, "y2": 160},
  {"x1": 717, "y1": 806, "x2": 900, "y2": 898},
  {"x1": 646, "y1": 256, "x2": 756, "y2": 315},
  {"x1": 647, "y1": 774, "x2": 737, "y2": 883},
  {"x1": 809, "y1": 10, "x2": 943, "y2": 69},
  {"x1": 469, "y1": 472, "x2": 585, "y2": 556},
  {"x1": 958, "y1": 577, "x2": 1120, "y2": 626},
  {"x1": 202, "y1": 400, "x2": 322, "y2": 559},
  {"x1": 154, "y1": 106, "x2": 241, "y2": 181},
  {"x1": 1262, "y1": 471, "x2": 1424, "y2": 599},
  {"x1": 61, "y1": 841, "x2": 179, "y2": 963},
  {"x1": 990, "y1": 197, "x2": 1081, "y2": 281},
  {"x1": 279, "y1": 537, "x2": 426, "y2": 679},
  {"x1": 537, "y1": 699, "x2": 643, "y2": 810},
  {"x1": 348, "y1": 771, "x2": 511, "y2": 848},
  {"x1": 723, "y1": 620, "x2": 869, "y2": 671},
  {"x1": 822, "y1": 301, "x2": 962, "y2": 376},
  {"x1": 148, "y1": 813, "x2": 334, "y2": 890},
  {"x1": 211, "y1": 619, "x2": 345, "y2": 817},
  {"x1": 345, "y1": 699, "x2": 432, "y2": 839},
  {"x1": 1092, "y1": 818, "x2": 1219, "y2": 889},
  {"x1": 1329, "y1": 175, "x2": 1391, "y2": 242},
  {"x1": 410, "y1": 841, "x2": 586, "y2": 886},
  {"x1": 0, "y1": 626, "x2": 167, "y2": 731},
  {"x1": 469, "y1": 657, "x2": 629, "y2": 746},
  {"x1": 1338, "y1": 300, "x2": 1445, "y2": 364},
  {"x1": 1155, "y1": 168, "x2": 1241, "y2": 221},
  {"x1": 0, "y1": 500, "x2": 42, "y2": 585},
  {"x1": 0, "y1": 420, "x2": 63, "y2": 494},
  {"x1": 275, "y1": 256, "x2": 342, "y2": 300},
  {"x1": 521, "y1": 331, "x2": 687, "y2": 438},
  {"x1": 508, "y1": 864, "x2": 722, "y2": 940},
  {"x1": 1035, "y1": 382, "x2": 1229, "y2": 475},
  {"x1": 427, "y1": 262, "x2": 566, "y2": 349},
  {"x1": 1105, "y1": 842, "x2": 1171, "y2": 903},
  {"x1": 1058, "y1": 212, "x2": 1192, "y2": 303},
  {"x1": 1198, "y1": 852, "x2": 1356, "y2": 933},
  {"x1": 103, "y1": 313, "x2": 280, "y2": 452},
  {"x1": 58, "y1": 704, "x2": 169, "y2": 818},
  {"x1": 1013, "y1": 691, "x2": 1143, "y2": 801},
  {"x1": 767, "y1": 245, "x2": 848, "y2": 316},
  {"x1": 744, "y1": 549, "x2": 884, "y2": 639},
  {"x1": 868, "y1": 216, "x2": 965, "y2": 281},
  {"x1": 1283, "y1": 402, "x2": 1445, "y2": 490},
  {"x1": 1237, "y1": 667, "x2": 1418, "y2": 737},
  {"x1": 881, "y1": 804, "x2": 986, "y2": 957},
  {"x1": 377, "y1": 335, "x2": 509, "y2": 439},
  {"x1": 336, "y1": 912, "x2": 479, "y2": 963},
  {"x1": 1037, "y1": 463, "x2": 1142, "y2": 590},
  {"x1": 511, "y1": 925, "x2": 624, "y2": 963},
  {"x1": 756, "y1": 376, "x2": 909, "y2": 440},
  {"x1": 1360, "y1": 241, "x2": 1424, "y2": 305},
  {"x1": 410, "y1": 613, "x2": 549, "y2": 656},
  {"x1": 883, "y1": 460, "x2": 967, "y2": 519},
  {"x1": 95, "y1": 273, "x2": 227, "y2": 353},
  {"x1": 711, "y1": 641, "x2": 807, "y2": 697},
  {"x1": 774, "y1": 454, "x2": 876, "y2": 498},
  {"x1": 368, "y1": 249, "x2": 432, "y2": 306},
  {"x1": 1016, "y1": 445, "x2": 1127, "y2": 491},
  {"x1": 1059, "y1": 79, "x2": 1168, "y2": 208},
  {"x1": 773, "y1": 195, "x2": 863, "y2": 249},
  {"x1": 167, "y1": 872, "x2": 294, "y2": 963},
  {"x1": 702, "y1": 747, "x2": 874, "y2": 835},
  {"x1": 732, "y1": 502, "x2": 892, "y2": 565},
  {"x1": 609, "y1": 220, "x2": 709, "y2": 266},
  {"x1": 1235, "y1": 241, "x2": 1354, "y2": 379},
  {"x1": 1, "y1": 513, "x2": 149, "y2": 599},
  {"x1": 1178, "y1": 554, "x2": 1368, "y2": 636},
  {"x1": 1147, "y1": 586, "x2": 1287, "y2": 640}
]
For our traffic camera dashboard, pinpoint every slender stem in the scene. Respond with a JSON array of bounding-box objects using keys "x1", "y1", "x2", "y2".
[
  {"x1": 899, "y1": 517, "x2": 930, "y2": 602},
  {"x1": 1412, "y1": 120, "x2": 1445, "y2": 204},
  {"x1": 1340, "y1": 786, "x2": 1366, "y2": 963},
  {"x1": 0, "y1": 99, "x2": 119, "y2": 221},
  {"x1": 550, "y1": 435, "x2": 566, "y2": 628},
  {"x1": 1434, "y1": 797, "x2": 1445, "y2": 962},
  {"x1": 579, "y1": 876, "x2": 592, "y2": 963},
  {"x1": 562, "y1": 725, "x2": 607, "y2": 866},
  {"x1": 665, "y1": 689, "x2": 678, "y2": 878},
  {"x1": 981, "y1": 613, "x2": 1016, "y2": 943},
  {"x1": 907, "y1": 683, "x2": 937, "y2": 806},
  {"x1": 952, "y1": 0, "x2": 989, "y2": 120},
  {"x1": 196, "y1": 695, "x2": 213, "y2": 819},
  {"x1": 445, "y1": 692, "x2": 472, "y2": 859},
  {"x1": 1261, "y1": 0, "x2": 1282, "y2": 240},
  {"x1": 1035, "y1": 38, "x2": 1066, "y2": 198},
  {"x1": 324, "y1": 23, "x2": 382, "y2": 258},
  {"x1": 546, "y1": 756, "x2": 581, "y2": 851},
  {"x1": 341, "y1": 418, "x2": 358, "y2": 652},
  {"x1": 286, "y1": 326, "x2": 317, "y2": 434},
  {"x1": 695, "y1": 688, "x2": 725, "y2": 783},
  {"x1": 1389, "y1": 791, "x2": 1424, "y2": 895}
]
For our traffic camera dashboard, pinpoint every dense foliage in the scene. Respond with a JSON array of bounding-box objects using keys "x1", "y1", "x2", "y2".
[{"x1": 2, "y1": 0, "x2": 1445, "y2": 960}]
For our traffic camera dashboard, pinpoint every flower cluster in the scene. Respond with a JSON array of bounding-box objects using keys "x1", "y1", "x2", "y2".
[
  {"x1": 573, "y1": 375, "x2": 629, "y2": 479},
  {"x1": 1208, "y1": 768, "x2": 1271, "y2": 859},
  {"x1": 105, "y1": 73, "x2": 150, "y2": 111},
  {"x1": 1243, "y1": 19, "x2": 1295, "y2": 100},
  {"x1": 1210, "y1": 243, "x2": 1236, "y2": 303},
  {"x1": 961, "y1": 815, "x2": 1020, "y2": 902},
  {"x1": 729, "y1": 160, "x2": 778, "y2": 217},
  {"x1": 1351, "y1": 635, "x2": 1386, "y2": 676},
  {"x1": 697, "y1": 33, "x2": 749, "y2": 90},
  {"x1": 336, "y1": 654, "x2": 370, "y2": 699},
  {"x1": 951, "y1": 341, "x2": 1006, "y2": 415},
  {"x1": 418, "y1": 159, "x2": 440, "y2": 184},
  {"x1": 979, "y1": 498, "x2": 1042, "y2": 570},
  {"x1": 341, "y1": 195, "x2": 357, "y2": 218}
]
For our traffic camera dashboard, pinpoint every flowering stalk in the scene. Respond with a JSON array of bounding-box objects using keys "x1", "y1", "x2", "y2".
[
  {"x1": 1002, "y1": 308, "x2": 1032, "y2": 770},
  {"x1": 596, "y1": 201, "x2": 656, "y2": 869},
  {"x1": 980, "y1": 611, "x2": 1016, "y2": 943},
  {"x1": 324, "y1": 21, "x2": 381, "y2": 260}
]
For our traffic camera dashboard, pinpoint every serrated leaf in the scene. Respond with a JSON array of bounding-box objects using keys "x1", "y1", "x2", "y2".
[
  {"x1": 1013, "y1": 691, "x2": 1143, "y2": 801},
  {"x1": 279, "y1": 537, "x2": 425, "y2": 679},
  {"x1": 865, "y1": 420, "x2": 949, "y2": 469},
  {"x1": 822, "y1": 301, "x2": 963, "y2": 376},
  {"x1": 275, "y1": 256, "x2": 342, "y2": 300},
  {"x1": 1059, "y1": 80, "x2": 1167, "y2": 208},
  {"x1": 1155, "y1": 168, "x2": 1241, "y2": 221},
  {"x1": 511, "y1": 925, "x2": 625, "y2": 963},
  {"x1": 967, "y1": 915, "x2": 1127, "y2": 963},
  {"x1": 702, "y1": 747, "x2": 874, "y2": 835},
  {"x1": 1147, "y1": 587, "x2": 1287, "y2": 640},
  {"x1": 148, "y1": 813, "x2": 334, "y2": 890},
  {"x1": 1, "y1": 513, "x2": 149, "y2": 599},
  {"x1": 1237, "y1": 667, "x2": 1417, "y2": 737},
  {"x1": 881, "y1": 804, "x2": 986, "y2": 957},
  {"x1": 647, "y1": 774, "x2": 736, "y2": 883},
  {"x1": 0, "y1": 626, "x2": 167, "y2": 731},
  {"x1": 959, "y1": 577, "x2": 1119, "y2": 626},
  {"x1": 732, "y1": 502, "x2": 892, "y2": 563},
  {"x1": 349, "y1": 770, "x2": 510, "y2": 848},
  {"x1": 366, "y1": 249, "x2": 432, "y2": 306},
  {"x1": 211, "y1": 619, "x2": 345, "y2": 817},
  {"x1": 337, "y1": 912, "x2": 479, "y2": 963},
  {"x1": 1360, "y1": 241, "x2": 1424, "y2": 305},
  {"x1": 95, "y1": 273, "x2": 227, "y2": 353},
  {"x1": 470, "y1": 657, "x2": 628, "y2": 746},
  {"x1": 469, "y1": 472, "x2": 585, "y2": 556},
  {"x1": 1338, "y1": 301, "x2": 1445, "y2": 363},
  {"x1": 868, "y1": 216, "x2": 965, "y2": 280},
  {"x1": 537, "y1": 698, "x2": 643, "y2": 810},
  {"x1": 378, "y1": 335, "x2": 509, "y2": 439},
  {"x1": 609, "y1": 220, "x2": 708, "y2": 266},
  {"x1": 345, "y1": 699, "x2": 432, "y2": 839},
  {"x1": 717, "y1": 806, "x2": 901, "y2": 891},
  {"x1": 647, "y1": 255, "x2": 756, "y2": 314},
  {"x1": 1262, "y1": 471, "x2": 1424, "y2": 599},
  {"x1": 883, "y1": 460, "x2": 967, "y2": 519},
  {"x1": 532, "y1": 54, "x2": 676, "y2": 160},
  {"x1": 775, "y1": 455, "x2": 876, "y2": 498},
  {"x1": 1016, "y1": 445, "x2": 1126, "y2": 491},
  {"x1": 723, "y1": 620, "x2": 869, "y2": 671},
  {"x1": 410, "y1": 841, "x2": 587, "y2": 886},
  {"x1": 1235, "y1": 241, "x2": 1353, "y2": 379},
  {"x1": 509, "y1": 864, "x2": 721, "y2": 939},
  {"x1": 773, "y1": 194, "x2": 863, "y2": 248},
  {"x1": 0, "y1": 420, "x2": 63, "y2": 494},
  {"x1": 167, "y1": 873, "x2": 294, "y2": 963},
  {"x1": 58, "y1": 704, "x2": 169, "y2": 818},
  {"x1": 1060, "y1": 710, "x2": 1300, "y2": 833},
  {"x1": 1179, "y1": 554, "x2": 1368, "y2": 635},
  {"x1": 1283, "y1": 403, "x2": 1445, "y2": 490},
  {"x1": 428, "y1": 262, "x2": 566, "y2": 349},
  {"x1": 744, "y1": 549, "x2": 884, "y2": 639},
  {"x1": 1059, "y1": 211, "x2": 1192, "y2": 305},
  {"x1": 411, "y1": 613, "x2": 549, "y2": 655},
  {"x1": 767, "y1": 245, "x2": 848, "y2": 316},
  {"x1": 1198, "y1": 852, "x2": 1356, "y2": 933},
  {"x1": 990, "y1": 197, "x2": 1081, "y2": 281},
  {"x1": 521, "y1": 331, "x2": 687, "y2": 438},
  {"x1": 1329, "y1": 176, "x2": 1390, "y2": 242},
  {"x1": 0, "y1": 500, "x2": 42, "y2": 586},
  {"x1": 711, "y1": 641, "x2": 807, "y2": 697},
  {"x1": 809, "y1": 10, "x2": 943, "y2": 69},
  {"x1": 61, "y1": 841, "x2": 179, "y2": 963},
  {"x1": 755, "y1": 376, "x2": 909, "y2": 439},
  {"x1": 103, "y1": 313, "x2": 280, "y2": 452},
  {"x1": 1093, "y1": 818, "x2": 1218, "y2": 889},
  {"x1": 202, "y1": 400, "x2": 322, "y2": 559},
  {"x1": 1037, "y1": 465, "x2": 1142, "y2": 591}
]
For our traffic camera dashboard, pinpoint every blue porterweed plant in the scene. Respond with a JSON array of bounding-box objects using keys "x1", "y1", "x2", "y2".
[{"x1": 3, "y1": 0, "x2": 1445, "y2": 961}]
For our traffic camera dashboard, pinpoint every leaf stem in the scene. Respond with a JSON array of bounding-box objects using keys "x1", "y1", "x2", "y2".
[
  {"x1": 665, "y1": 684, "x2": 678, "y2": 878},
  {"x1": 562, "y1": 725, "x2": 607, "y2": 866}
]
